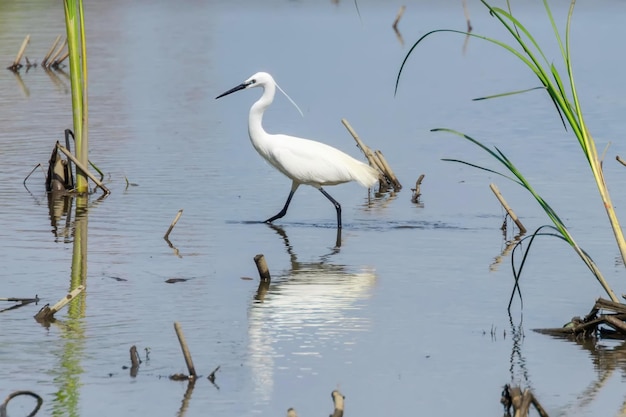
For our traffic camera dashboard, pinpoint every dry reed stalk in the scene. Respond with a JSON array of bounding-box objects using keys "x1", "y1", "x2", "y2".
[
  {"x1": 173, "y1": 322, "x2": 197, "y2": 379},
  {"x1": 164, "y1": 209, "x2": 184, "y2": 240},
  {"x1": 11, "y1": 35, "x2": 30, "y2": 70},
  {"x1": 374, "y1": 150, "x2": 402, "y2": 190},
  {"x1": 34, "y1": 285, "x2": 85, "y2": 321},
  {"x1": 42, "y1": 35, "x2": 62, "y2": 67},
  {"x1": 48, "y1": 39, "x2": 67, "y2": 68},
  {"x1": 489, "y1": 183, "x2": 527, "y2": 234},
  {"x1": 56, "y1": 142, "x2": 110, "y2": 194},
  {"x1": 53, "y1": 50, "x2": 70, "y2": 67},
  {"x1": 341, "y1": 118, "x2": 381, "y2": 173}
]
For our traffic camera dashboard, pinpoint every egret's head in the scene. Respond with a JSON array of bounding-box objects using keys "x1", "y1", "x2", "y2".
[{"x1": 215, "y1": 72, "x2": 273, "y2": 99}]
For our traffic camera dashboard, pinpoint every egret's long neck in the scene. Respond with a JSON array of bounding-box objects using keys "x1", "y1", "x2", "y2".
[{"x1": 248, "y1": 82, "x2": 275, "y2": 145}]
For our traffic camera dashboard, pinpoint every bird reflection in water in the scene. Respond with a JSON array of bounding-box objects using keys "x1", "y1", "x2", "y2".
[{"x1": 248, "y1": 224, "x2": 376, "y2": 403}]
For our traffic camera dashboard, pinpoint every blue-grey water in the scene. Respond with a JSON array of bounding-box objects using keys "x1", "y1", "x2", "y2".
[{"x1": 2, "y1": 1, "x2": 626, "y2": 416}]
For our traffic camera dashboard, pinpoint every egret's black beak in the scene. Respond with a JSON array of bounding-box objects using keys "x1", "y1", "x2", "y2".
[{"x1": 216, "y1": 81, "x2": 251, "y2": 99}]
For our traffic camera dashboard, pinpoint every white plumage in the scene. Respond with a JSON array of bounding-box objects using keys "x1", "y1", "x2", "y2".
[{"x1": 216, "y1": 71, "x2": 379, "y2": 228}]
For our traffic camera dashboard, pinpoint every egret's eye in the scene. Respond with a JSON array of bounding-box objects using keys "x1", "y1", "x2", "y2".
[{"x1": 249, "y1": 79, "x2": 256, "y2": 85}]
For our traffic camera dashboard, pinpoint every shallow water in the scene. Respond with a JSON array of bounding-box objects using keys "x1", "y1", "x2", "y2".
[{"x1": 2, "y1": 1, "x2": 626, "y2": 416}]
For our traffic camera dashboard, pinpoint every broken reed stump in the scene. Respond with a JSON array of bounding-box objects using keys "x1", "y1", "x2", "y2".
[
  {"x1": 330, "y1": 390, "x2": 345, "y2": 417},
  {"x1": 341, "y1": 118, "x2": 402, "y2": 192},
  {"x1": 535, "y1": 297, "x2": 626, "y2": 340},
  {"x1": 130, "y1": 345, "x2": 141, "y2": 368},
  {"x1": 34, "y1": 285, "x2": 84, "y2": 322},
  {"x1": 501, "y1": 385, "x2": 548, "y2": 417},
  {"x1": 254, "y1": 254, "x2": 271, "y2": 282},
  {"x1": 489, "y1": 183, "x2": 527, "y2": 235},
  {"x1": 411, "y1": 174, "x2": 425, "y2": 203},
  {"x1": 172, "y1": 322, "x2": 197, "y2": 380},
  {"x1": 254, "y1": 254, "x2": 271, "y2": 302},
  {"x1": 128, "y1": 345, "x2": 141, "y2": 377},
  {"x1": 0, "y1": 390, "x2": 43, "y2": 417}
]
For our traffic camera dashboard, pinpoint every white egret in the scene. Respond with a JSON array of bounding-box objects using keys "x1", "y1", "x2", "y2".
[{"x1": 216, "y1": 72, "x2": 379, "y2": 229}]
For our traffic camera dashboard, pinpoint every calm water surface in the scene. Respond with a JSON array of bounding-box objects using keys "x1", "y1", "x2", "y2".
[{"x1": 2, "y1": 1, "x2": 626, "y2": 416}]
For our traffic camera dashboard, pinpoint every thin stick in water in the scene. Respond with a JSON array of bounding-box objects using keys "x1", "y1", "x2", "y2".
[
  {"x1": 341, "y1": 118, "x2": 380, "y2": 172},
  {"x1": 34, "y1": 285, "x2": 85, "y2": 321},
  {"x1": 56, "y1": 142, "x2": 110, "y2": 194},
  {"x1": 164, "y1": 209, "x2": 184, "y2": 240},
  {"x1": 8, "y1": 35, "x2": 30, "y2": 71},
  {"x1": 42, "y1": 35, "x2": 62, "y2": 67},
  {"x1": 48, "y1": 39, "x2": 67, "y2": 69},
  {"x1": 489, "y1": 183, "x2": 527, "y2": 234},
  {"x1": 173, "y1": 322, "x2": 197, "y2": 379},
  {"x1": 374, "y1": 150, "x2": 402, "y2": 190},
  {"x1": 392, "y1": 5, "x2": 406, "y2": 30}
]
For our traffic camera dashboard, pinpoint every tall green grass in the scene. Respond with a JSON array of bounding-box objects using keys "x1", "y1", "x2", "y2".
[
  {"x1": 396, "y1": 0, "x2": 623, "y2": 302},
  {"x1": 63, "y1": 0, "x2": 89, "y2": 193}
]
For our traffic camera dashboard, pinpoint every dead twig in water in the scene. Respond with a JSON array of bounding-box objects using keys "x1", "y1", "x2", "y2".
[
  {"x1": 341, "y1": 118, "x2": 401, "y2": 191},
  {"x1": 208, "y1": 365, "x2": 221, "y2": 387},
  {"x1": 42, "y1": 35, "x2": 62, "y2": 68},
  {"x1": 56, "y1": 142, "x2": 110, "y2": 195},
  {"x1": 500, "y1": 385, "x2": 548, "y2": 417},
  {"x1": 34, "y1": 285, "x2": 84, "y2": 322},
  {"x1": 164, "y1": 209, "x2": 184, "y2": 240},
  {"x1": 47, "y1": 39, "x2": 67, "y2": 69},
  {"x1": 616, "y1": 155, "x2": 626, "y2": 167},
  {"x1": 0, "y1": 295, "x2": 40, "y2": 313},
  {"x1": 7, "y1": 35, "x2": 30, "y2": 72},
  {"x1": 0, "y1": 390, "x2": 43, "y2": 417},
  {"x1": 52, "y1": 50, "x2": 69, "y2": 68},
  {"x1": 172, "y1": 322, "x2": 197, "y2": 380},
  {"x1": 411, "y1": 174, "x2": 425, "y2": 203},
  {"x1": 392, "y1": 5, "x2": 405, "y2": 30},
  {"x1": 392, "y1": 5, "x2": 406, "y2": 45},
  {"x1": 24, "y1": 163, "x2": 46, "y2": 189},
  {"x1": 489, "y1": 183, "x2": 527, "y2": 234}
]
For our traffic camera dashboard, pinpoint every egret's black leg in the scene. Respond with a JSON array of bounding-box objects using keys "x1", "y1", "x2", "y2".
[
  {"x1": 265, "y1": 182, "x2": 299, "y2": 224},
  {"x1": 319, "y1": 187, "x2": 342, "y2": 229}
]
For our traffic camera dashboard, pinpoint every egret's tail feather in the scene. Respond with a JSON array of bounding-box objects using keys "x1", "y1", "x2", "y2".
[{"x1": 354, "y1": 163, "x2": 380, "y2": 189}]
